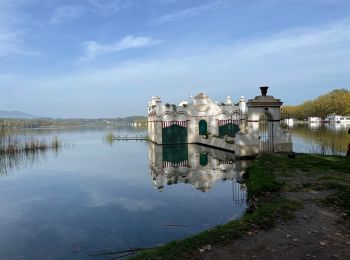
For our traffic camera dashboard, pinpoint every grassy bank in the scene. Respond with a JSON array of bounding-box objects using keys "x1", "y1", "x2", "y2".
[{"x1": 133, "y1": 153, "x2": 350, "y2": 259}]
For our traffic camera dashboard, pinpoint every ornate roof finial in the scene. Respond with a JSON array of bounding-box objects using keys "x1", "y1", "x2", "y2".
[{"x1": 260, "y1": 86, "x2": 269, "y2": 96}]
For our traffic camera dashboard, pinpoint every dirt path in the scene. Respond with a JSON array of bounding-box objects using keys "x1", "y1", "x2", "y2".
[{"x1": 199, "y1": 191, "x2": 350, "y2": 260}]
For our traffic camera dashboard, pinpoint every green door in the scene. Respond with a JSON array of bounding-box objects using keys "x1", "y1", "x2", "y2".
[
  {"x1": 199, "y1": 120, "x2": 207, "y2": 135},
  {"x1": 162, "y1": 124, "x2": 188, "y2": 144},
  {"x1": 219, "y1": 123, "x2": 240, "y2": 137}
]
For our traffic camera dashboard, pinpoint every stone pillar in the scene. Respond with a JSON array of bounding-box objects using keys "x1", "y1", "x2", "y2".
[
  {"x1": 154, "y1": 96, "x2": 163, "y2": 144},
  {"x1": 239, "y1": 96, "x2": 247, "y2": 114},
  {"x1": 235, "y1": 86, "x2": 292, "y2": 156}
]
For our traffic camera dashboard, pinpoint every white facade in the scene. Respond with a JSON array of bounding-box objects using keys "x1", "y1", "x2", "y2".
[
  {"x1": 148, "y1": 87, "x2": 293, "y2": 157},
  {"x1": 147, "y1": 93, "x2": 246, "y2": 145},
  {"x1": 326, "y1": 114, "x2": 350, "y2": 123}
]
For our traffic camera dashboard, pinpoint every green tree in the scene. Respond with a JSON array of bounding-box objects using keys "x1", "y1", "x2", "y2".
[{"x1": 283, "y1": 89, "x2": 350, "y2": 120}]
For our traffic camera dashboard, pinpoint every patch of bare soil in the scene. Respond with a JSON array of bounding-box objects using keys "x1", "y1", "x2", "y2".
[{"x1": 199, "y1": 191, "x2": 350, "y2": 260}]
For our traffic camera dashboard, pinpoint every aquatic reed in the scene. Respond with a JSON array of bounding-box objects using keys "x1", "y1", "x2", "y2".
[
  {"x1": 0, "y1": 127, "x2": 61, "y2": 154},
  {"x1": 105, "y1": 132, "x2": 114, "y2": 144}
]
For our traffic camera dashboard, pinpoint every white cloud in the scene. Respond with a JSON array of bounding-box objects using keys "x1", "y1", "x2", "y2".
[
  {"x1": 154, "y1": 1, "x2": 227, "y2": 24},
  {"x1": 0, "y1": 31, "x2": 21, "y2": 58},
  {"x1": 0, "y1": 0, "x2": 41, "y2": 58},
  {"x1": 0, "y1": 1, "x2": 21, "y2": 57},
  {"x1": 69, "y1": 19, "x2": 350, "y2": 89},
  {"x1": 81, "y1": 35, "x2": 160, "y2": 60},
  {"x1": 1, "y1": 18, "x2": 350, "y2": 117},
  {"x1": 0, "y1": 29, "x2": 40, "y2": 58},
  {"x1": 87, "y1": 0, "x2": 134, "y2": 13},
  {"x1": 50, "y1": 5, "x2": 86, "y2": 25}
]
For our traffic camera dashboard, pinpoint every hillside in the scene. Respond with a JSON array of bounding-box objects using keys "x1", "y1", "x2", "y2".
[{"x1": 0, "y1": 110, "x2": 37, "y2": 119}]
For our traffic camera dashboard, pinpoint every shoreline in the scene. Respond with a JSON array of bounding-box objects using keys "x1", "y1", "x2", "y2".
[{"x1": 133, "y1": 153, "x2": 350, "y2": 259}]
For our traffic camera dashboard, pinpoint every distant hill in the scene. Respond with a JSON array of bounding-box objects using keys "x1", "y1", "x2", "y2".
[{"x1": 0, "y1": 110, "x2": 37, "y2": 119}]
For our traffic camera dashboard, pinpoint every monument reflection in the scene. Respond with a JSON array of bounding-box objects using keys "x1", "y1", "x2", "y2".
[{"x1": 149, "y1": 143, "x2": 249, "y2": 203}]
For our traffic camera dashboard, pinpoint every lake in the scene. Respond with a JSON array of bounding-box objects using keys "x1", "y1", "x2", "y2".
[
  {"x1": 0, "y1": 123, "x2": 349, "y2": 259},
  {"x1": 292, "y1": 122, "x2": 350, "y2": 155},
  {"x1": 0, "y1": 126, "x2": 247, "y2": 260}
]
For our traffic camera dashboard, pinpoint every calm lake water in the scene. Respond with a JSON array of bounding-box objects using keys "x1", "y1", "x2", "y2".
[
  {"x1": 0, "y1": 123, "x2": 349, "y2": 259},
  {"x1": 0, "y1": 127, "x2": 247, "y2": 260},
  {"x1": 292, "y1": 122, "x2": 350, "y2": 155}
]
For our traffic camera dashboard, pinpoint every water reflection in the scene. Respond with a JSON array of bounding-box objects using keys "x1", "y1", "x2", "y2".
[
  {"x1": 1, "y1": 125, "x2": 349, "y2": 260},
  {"x1": 308, "y1": 122, "x2": 321, "y2": 131},
  {"x1": 325, "y1": 123, "x2": 350, "y2": 132},
  {"x1": 0, "y1": 125, "x2": 141, "y2": 176},
  {"x1": 0, "y1": 149, "x2": 59, "y2": 176},
  {"x1": 7, "y1": 125, "x2": 147, "y2": 146},
  {"x1": 149, "y1": 143, "x2": 248, "y2": 203},
  {"x1": 292, "y1": 123, "x2": 350, "y2": 155},
  {"x1": 348, "y1": 127, "x2": 350, "y2": 157}
]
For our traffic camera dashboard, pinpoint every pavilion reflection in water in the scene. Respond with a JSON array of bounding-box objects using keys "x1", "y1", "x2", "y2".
[{"x1": 149, "y1": 143, "x2": 249, "y2": 204}]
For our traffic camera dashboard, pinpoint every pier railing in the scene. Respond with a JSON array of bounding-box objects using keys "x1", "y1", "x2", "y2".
[{"x1": 112, "y1": 135, "x2": 149, "y2": 141}]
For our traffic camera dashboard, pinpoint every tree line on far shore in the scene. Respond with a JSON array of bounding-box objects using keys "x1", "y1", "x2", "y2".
[
  {"x1": 0, "y1": 116, "x2": 147, "y2": 128},
  {"x1": 283, "y1": 89, "x2": 350, "y2": 120}
]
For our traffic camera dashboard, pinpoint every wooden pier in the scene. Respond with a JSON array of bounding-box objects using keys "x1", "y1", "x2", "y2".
[{"x1": 112, "y1": 135, "x2": 148, "y2": 141}]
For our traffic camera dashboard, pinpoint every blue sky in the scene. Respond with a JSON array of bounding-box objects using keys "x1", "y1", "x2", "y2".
[{"x1": 0, "y1": 0, "x2": 349, "y2": 118}]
